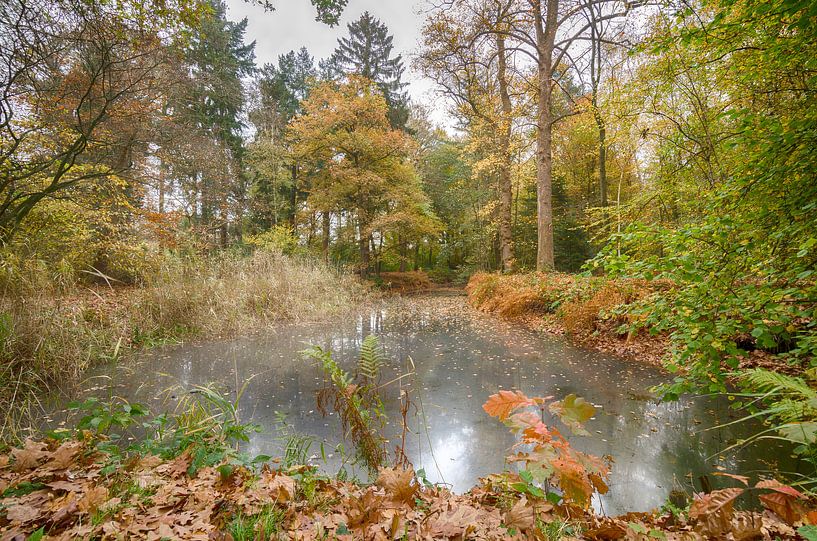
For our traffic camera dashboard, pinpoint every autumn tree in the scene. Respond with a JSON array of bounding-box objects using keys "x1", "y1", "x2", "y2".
[
  {"x1": 424, "y1": 0, "x2": 636, "y2": 270},
  {"x1": 247, "y1": 48, "x2": 317, "y2": 229},
  {"x1": 418, "y1": 1, "x2": 526, "y2": 272},
  {"x1": 290, "y1": 77, "x2": 439, "y2": 276},
  {"x1": 0, "y1": 0, "x2": 204, "y2": 245}
]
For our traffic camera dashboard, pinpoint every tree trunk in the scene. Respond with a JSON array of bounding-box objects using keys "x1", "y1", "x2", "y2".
[
  {"x1": 359, "y1": 223, "x2": 370, "y2": 278},
  {"x1": 375, "y1": 234, "x2": 383, "y2": 277},
  {"x1": 399, "y1": 235, "x2": 407, "y2": 272},
  {"x1": 533, "y1": 0, "x2": 557, "y2": 271},
  {"x1": 496, "y1": 34, "x2": 516, "y2": 273},
  {"x1": 322, "y1": 211, "x2": 330, "y2": 263},
  {"x1": 289, "y1": 163, "x2": 298, "y2": 227},
  {"x1": 589, "y1": 9, "x2": 608, "y2": 207},
  {"x1": 598, "y1": 117, "x2": 608, "y2": 206},
  {"x1": 219, "y1": 209, "x2": 228, "y2": 248}
]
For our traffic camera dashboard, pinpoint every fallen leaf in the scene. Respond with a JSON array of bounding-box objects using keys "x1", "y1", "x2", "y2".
[
  {"x1": 5, "y1": 504, "x2": 40, "y2": 524},
  {"x1": 689, "y1": 488, "x2": 744, "y2": 537},
  {"x1": 268, "y1": 472, "x2": 296, "y2": 501},
  {"x1": 78, "y1": 485, "x2": 108, "y2": 514},
  {"x1": 376, "y1": 467, "x2": 418, "y2": 505},
  {"x1": 504, "y1": 496, "x2": 535, "y2": 531},
  {"x1": 45, "y1": 441, "x2": 82, "y2": 470},
  {"x1": 427, "y1": 502, "x2": 480, "y2": 538},
  {"x1": 11, "y1": 440, "x2": 48, "y2": 472}
]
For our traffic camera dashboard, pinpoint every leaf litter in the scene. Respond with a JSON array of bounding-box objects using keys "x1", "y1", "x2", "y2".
[{"x1": 1, "y1": 436, "x2": 812, "y2": 540}]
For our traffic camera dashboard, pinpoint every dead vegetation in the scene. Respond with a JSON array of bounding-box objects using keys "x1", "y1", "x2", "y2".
[
  {"x1": 376, "y1": 271, "x2": 433, "y2": 294},
  {"x1": 0, "y1": 251, "x2": 370, "y2": 442},
  {"x1": 466, "y1": 273, "x2": 670, "y2": 365}
]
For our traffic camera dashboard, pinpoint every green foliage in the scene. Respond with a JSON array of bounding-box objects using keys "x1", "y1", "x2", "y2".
[
  {"x1": 227, "y1": 506, "x2": 284, "y2": 541},
  {"x1": 245, "y1": 226, "x2": 304, "y2": 256},
  {"x1": 358, "y1": 334, "x2": 384, "y2": 381},
  {"x1": 723, "y1": 369, "x2": 817, "y2": 483},
  {"x1": 67, "y1": 398, "x2": 149, "y2": 436},
  {"x1": 587, "y1": 0, "x2": 817, "y2": 400}
]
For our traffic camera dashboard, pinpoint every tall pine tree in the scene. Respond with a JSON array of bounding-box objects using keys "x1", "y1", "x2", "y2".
[
  {"x1": 167, "y1": 0, "x2": 255, "y2": 244},
  {"x1": 324, "y1": 11, "x2": 408, "y2": 129}
]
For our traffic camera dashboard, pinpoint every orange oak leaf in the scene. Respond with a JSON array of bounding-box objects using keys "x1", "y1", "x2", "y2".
[{"x1": 482, "y1": 390, "x2": 533, "y2": 421}]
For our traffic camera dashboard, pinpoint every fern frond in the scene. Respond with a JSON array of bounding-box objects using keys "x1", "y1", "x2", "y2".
[
  {"x1": 740, "y1": 369, "x2": 817, "y2": 400},
  {"x1": 358, "y1": 334, "x2": 383, "y2": 381}
]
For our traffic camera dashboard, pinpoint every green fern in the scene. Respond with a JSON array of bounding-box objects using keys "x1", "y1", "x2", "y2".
[
  {"x1": 741, "y1": 369, "x2": 816, "y2": 399},
  {"x1": 736, "y1": 369, "x2": 817, "y2": 457},
  {"x1": 358, "y1": 334, "x2": 384, "y2": 381}
]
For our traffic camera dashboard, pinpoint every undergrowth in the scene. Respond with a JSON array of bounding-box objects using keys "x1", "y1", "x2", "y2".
[{"x1": 465, "y1": 272, "x2": 658, "y2": 338}]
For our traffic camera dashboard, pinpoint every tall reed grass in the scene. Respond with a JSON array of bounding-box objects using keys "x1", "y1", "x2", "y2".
[{"x1": 0, "y1": 250, "x2": 369, "y2": 442}]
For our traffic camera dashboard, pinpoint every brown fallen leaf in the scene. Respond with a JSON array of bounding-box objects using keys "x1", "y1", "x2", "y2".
[
  {"x1": 4, "y1": 503, "x2": 41, "y2": 524},
  {"x1": 267, "y1": 472, "x2": 296, "y2": 502},
  {"x1": 427, "y1": 502, "x2": 480, "y2": 538},
  {"x1": 584, "y1": 518, "x2": 628, "y2": 540},
  {"x1": 11, "y1": 440, "x2": 48, "y2": 472},
  {"x1": 156, "y1": 447, "x2": 194, "y2": 479},
  {"x1": 49, "y1": 492, "x2": 79, "y2": 526},
  {"x1": 78, "y1": 485, "x2": 108, "y2": 514},
  {"x1": 44, "y1": 440, "x2": 83, "y2": 471},
  {"x1": 504, "y1": 496, "x2": 535, "y2": 531},
  {"x1": 376, "y1": 467, "x2": 418, "y2": 505},
  {"x1": 689, "y1": 487, "x2": 744, "y2": 537},
  {"x1": 47, "y1": 480, "x2": 84, "y2": 493}
]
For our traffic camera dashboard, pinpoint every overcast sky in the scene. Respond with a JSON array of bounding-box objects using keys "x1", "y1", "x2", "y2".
[{"x1": 224, "y1": 0, "x2": 449, "y2": 124}]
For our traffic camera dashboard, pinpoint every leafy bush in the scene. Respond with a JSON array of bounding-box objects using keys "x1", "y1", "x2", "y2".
[{"x1": 245, "y1": 225, "x2": 304, "y2": 256}]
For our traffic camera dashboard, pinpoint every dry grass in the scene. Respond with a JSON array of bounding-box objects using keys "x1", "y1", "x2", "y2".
[
  {"x1": 0, "y1": 250, "x2": 370, "y2": 442},
  {"x1": 131, "y1": 251, "x2": 368, "y2": 341},
  {"x1": 466, "y1": 272, "x2": 669, "y2": 363},
  {"x1": 467, "y1": 272, "x2": 592, "y2": 320},
  {"x1": 466, "y1": 273, "x2": 545, "y2": 318}
]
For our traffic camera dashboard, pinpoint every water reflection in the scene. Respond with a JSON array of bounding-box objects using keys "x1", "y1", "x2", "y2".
[{"x1": 59, "y1": 295, "x2": 795, "y2": 515}]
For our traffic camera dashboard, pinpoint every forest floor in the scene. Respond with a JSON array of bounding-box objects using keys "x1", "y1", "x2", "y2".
[{"x1": 0, "y1": 437, "x2": 810, "y2": 540}]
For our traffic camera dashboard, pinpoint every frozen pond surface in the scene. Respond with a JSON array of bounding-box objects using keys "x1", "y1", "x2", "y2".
[{"x1": 55, "y1": 293, "x2": 795, "y2": 515}]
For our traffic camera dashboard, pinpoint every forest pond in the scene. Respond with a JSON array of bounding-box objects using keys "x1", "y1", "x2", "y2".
[{"x1": 51, "y1": 293, "x2": 796, "y2": 515}]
